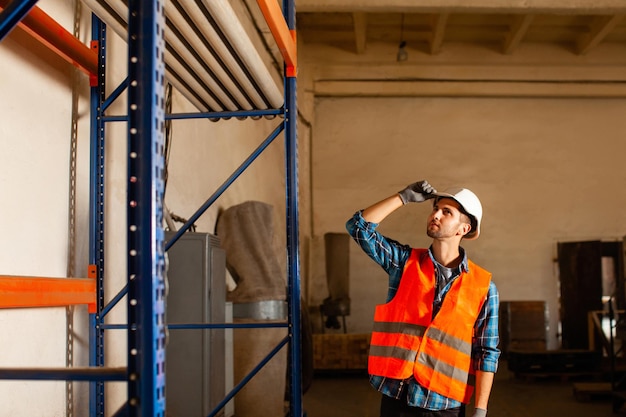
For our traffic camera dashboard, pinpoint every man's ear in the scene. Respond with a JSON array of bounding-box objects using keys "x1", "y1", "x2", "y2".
[{"x1": 458, "y1": 222, "x2": 472, "y2": 237}]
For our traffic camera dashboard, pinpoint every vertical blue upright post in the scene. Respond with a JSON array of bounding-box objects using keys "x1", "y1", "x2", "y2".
[
  {"x1": 126, "y1": 0, "x2": 167, "y2": 415},
  {"x1": 284, "y1": 0, "x2": 301, "y2": 416},
  {"x1": 89, "y1": 14, "x2": 107, "y2": 417}
]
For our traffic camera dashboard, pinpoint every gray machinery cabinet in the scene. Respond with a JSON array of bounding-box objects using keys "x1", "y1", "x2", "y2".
[{"x1": 165, "y1": 232, "x2": 226, "y2": 417}]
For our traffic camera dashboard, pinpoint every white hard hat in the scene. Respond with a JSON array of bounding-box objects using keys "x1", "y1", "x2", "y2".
[{"x1": 433, "y1": 187, "x2": 483, "y2": 240}]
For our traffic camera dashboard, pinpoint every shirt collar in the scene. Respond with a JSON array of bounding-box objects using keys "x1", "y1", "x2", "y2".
[{"x1": 427, "y1": 245, "x2": 469, "y2": 274}]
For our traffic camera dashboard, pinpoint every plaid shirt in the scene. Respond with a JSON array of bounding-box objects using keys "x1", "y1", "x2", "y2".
[{"x1": 346, "y1": 210, "x2": 500, "y2": 410}]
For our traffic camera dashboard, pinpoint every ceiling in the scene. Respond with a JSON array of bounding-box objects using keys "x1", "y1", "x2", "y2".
[{"x1": 294, "y1": 1, "x2": 626, "y2": 56}]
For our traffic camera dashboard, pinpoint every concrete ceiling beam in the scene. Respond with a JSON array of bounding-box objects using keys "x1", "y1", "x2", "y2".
[
  {"x1": 503, "y1": 14, "x2": 534, "y2": 55},
  {"x1": 576, "y1": 15, "x2": 623, "y2": 55},
  {"x1": 352, "y1": 12, "x2": 368, "y2": 54},
  {"x1": 296, "y1": 0, "x2": 626, "y2": 15}
]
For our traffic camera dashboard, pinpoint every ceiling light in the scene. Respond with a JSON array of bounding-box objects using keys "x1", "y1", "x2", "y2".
[
  {"x1": 397, "y1": 41, "x2": 408, "y2": 62},
  {"x1": 397, "y1": 14, "x2": 407, "y2": 62}
]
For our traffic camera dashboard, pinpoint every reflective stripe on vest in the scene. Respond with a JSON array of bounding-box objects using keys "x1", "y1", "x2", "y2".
[{"x1": 368, "y1": 248, "x2": 491, "y2": 403}]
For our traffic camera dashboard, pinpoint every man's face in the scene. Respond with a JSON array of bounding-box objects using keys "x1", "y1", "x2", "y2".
[{"x1": 426, "y1": 198, "x2": 471, "y2": 240}]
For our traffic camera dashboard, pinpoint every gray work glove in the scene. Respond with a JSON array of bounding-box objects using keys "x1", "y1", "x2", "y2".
[
  {"x1": 398, "y1": 180, "x2": 437, "y2": 204},
  {"x1": 471, "y1": 408, "x2": 487, "y2": 417}
]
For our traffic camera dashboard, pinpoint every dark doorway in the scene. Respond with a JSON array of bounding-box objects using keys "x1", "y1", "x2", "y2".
[
  {"x1": 557, "y1": 241, "x2": 603, "y2": 349},
  {"x1": 557, "y1": 240, "x2": 625, "y2": 350}
]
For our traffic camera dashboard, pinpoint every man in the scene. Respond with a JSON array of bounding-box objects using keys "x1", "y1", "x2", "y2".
[{"x1": 346, "y1": 180, "x2": 499, "y2": 417}]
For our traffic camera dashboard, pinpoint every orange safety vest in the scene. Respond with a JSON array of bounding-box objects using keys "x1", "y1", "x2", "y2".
[{"x1": 368, "y1": 248, "x2": 491, "y2": 403}]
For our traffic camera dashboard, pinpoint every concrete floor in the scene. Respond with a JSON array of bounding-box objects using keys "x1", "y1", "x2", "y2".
[{"x1": 303, "y1": 362, "x2": 624, "y2": 417}]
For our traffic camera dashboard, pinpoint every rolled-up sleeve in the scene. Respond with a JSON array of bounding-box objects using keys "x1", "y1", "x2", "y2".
[{"x1": 346, "y1": 210, "x2": 410, "y2": 276}]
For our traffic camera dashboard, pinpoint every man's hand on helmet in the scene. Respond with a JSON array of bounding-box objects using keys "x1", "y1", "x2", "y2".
[{"x1": 398, "y1": 180, "x2": 437, "y2": 204}]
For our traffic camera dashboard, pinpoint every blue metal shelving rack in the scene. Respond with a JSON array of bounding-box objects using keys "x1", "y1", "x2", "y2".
[
  {"x1": 89, "y1": 13, "x2": 108, "y2": 417},
  {"x1": 125, "y1": 0, "x2": 168, "y2": 414},
  {"x1": 0, "y1": 0, "x2": 300, "y2": 415}
]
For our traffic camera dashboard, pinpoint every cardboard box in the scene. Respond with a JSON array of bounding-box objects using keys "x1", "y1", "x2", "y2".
[{"x1": 313, "y1": 333, "x2": 370, "y2": 370}]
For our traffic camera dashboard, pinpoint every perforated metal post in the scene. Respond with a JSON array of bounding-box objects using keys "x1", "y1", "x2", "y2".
[
  {"x1": 126, "y1": 0, "x2": 167, "y2": 414},
  {"x1": 284, "y1": 1, "x2": 301, "y2": 416},
  {"x1": 89, "y1": 13, "x2": 107, "y2": 417}
]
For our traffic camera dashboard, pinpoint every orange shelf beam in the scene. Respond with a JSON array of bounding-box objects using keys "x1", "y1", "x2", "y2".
[
  {"x1": 0, "y1": 0, "x2": 98, "y2": 79},
  {"x1": 0, "y1": 266, "x2": 97, "y2": 313},
  {"x1": 256, "y1": 0, "x2": 297, "y2": 77}
]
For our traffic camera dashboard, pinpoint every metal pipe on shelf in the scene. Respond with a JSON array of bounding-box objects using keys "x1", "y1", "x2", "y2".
[
  {"x1": 102, "y1": 0, "x2": 126, "y2": 29},
  {"x1": 165, "y1": 17, "x2": 234, "y2": 111},
  {"x1": 112, "y1": 0, "x2": 244, "y2": 114},
  {"x1": 80, "y1": 0, "x2": 283, "y2": 112},
  {"x1": 81, "y1": 0, "x2": 218, "y2": 113},
  {"x1": 166, "y1": 1, "x2": 252, "y2": 111},
  {"x1": 174, "y1": 0, "x2": 271, "y2": 109},
  {"x1": 81, "y1": 0, "x2": 216, "y2": 112},
  {"x1": 165, "y1": 70, "x2": 210, "y2": 112},
  {"x1": 165, "y1": 51, "x2": 224, "y2": 111},
  {"x1": 80, "y1": 0, "x2": 126, "y2": 36},
  {"x1": 202, "y1": 0, "x2": 284, "y2": 108}
]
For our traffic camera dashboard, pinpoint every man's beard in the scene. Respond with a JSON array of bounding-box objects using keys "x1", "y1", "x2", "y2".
[
  {"x1": 427, "y1": 223, "x2": 454, "y2": 239},
  {"x1": 426, "y1": 225, "x2": 440, "y2": 238},
  {"x1": 427, "y1": 228, "x2": 443, "y2": 239}
]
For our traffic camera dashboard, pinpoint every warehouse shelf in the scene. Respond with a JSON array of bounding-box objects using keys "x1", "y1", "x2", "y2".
[{"x1": 0, "y1": 0, "x2": 300, "y2": 416}]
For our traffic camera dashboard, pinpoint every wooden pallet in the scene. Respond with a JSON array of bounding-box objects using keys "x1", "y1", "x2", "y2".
[
  {"x1": 312, "y1": 333, "x2": 370, "y2": 370},
  {"x1": 573, "y1": 382, "x2": 613, "y2": 402},
  {"x1": 515, "y1": 370, "x2": 602, "y2": 382}
]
